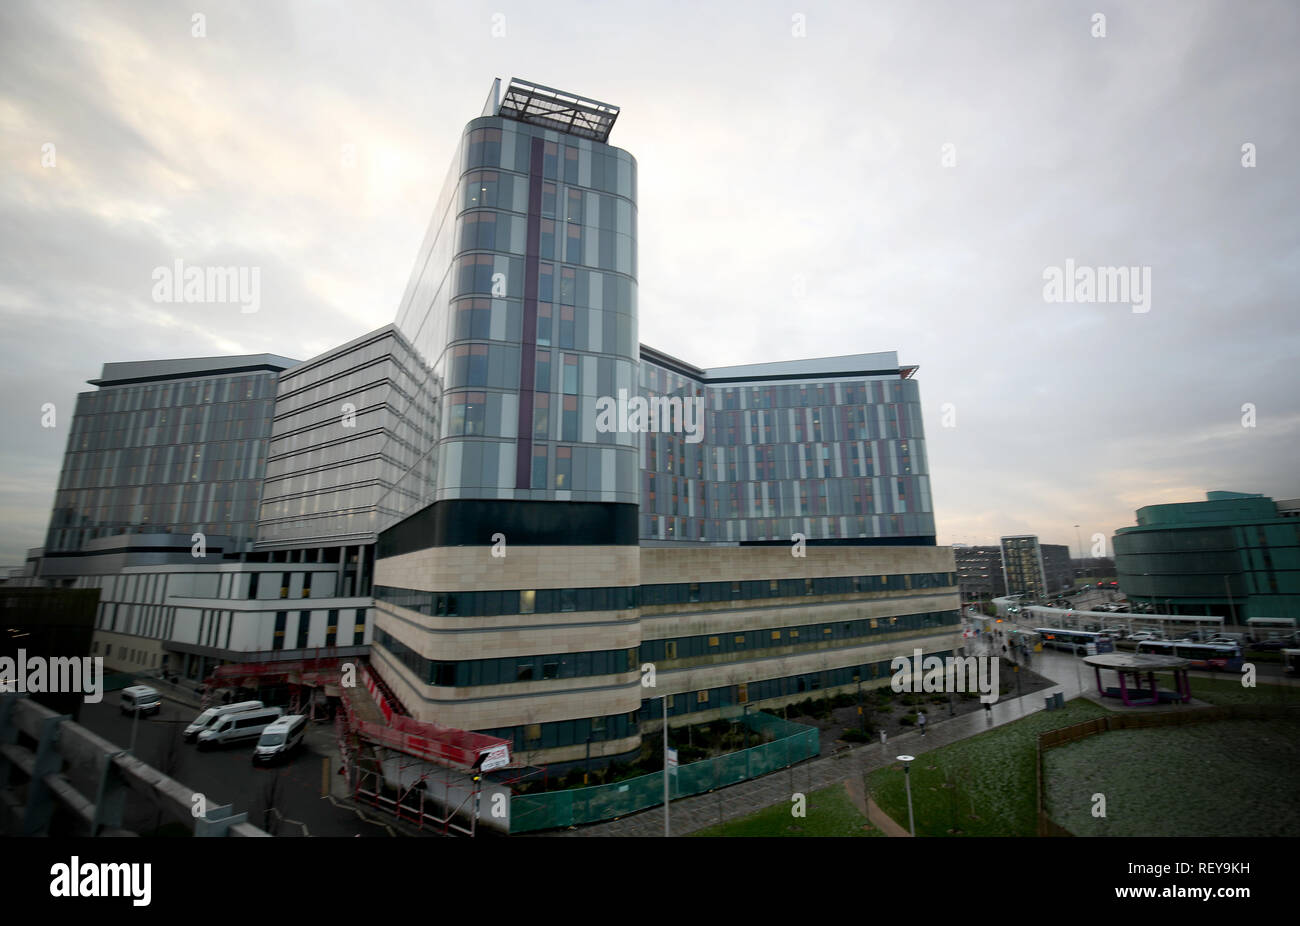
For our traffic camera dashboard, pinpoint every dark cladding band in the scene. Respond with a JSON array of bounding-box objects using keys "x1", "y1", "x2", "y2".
[{"x1": 377, "y1": 499, "x2": 639, "y2": 557}]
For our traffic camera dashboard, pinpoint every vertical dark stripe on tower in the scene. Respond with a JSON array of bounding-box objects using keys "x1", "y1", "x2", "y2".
[{"x1": 516, "y1": 135, "x2": 544, "y2": 488}]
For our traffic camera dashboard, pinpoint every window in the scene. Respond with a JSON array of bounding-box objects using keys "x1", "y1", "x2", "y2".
[
  {"x1": 273, "y1": 611, "x2": 287, "y2": 650},
  {"x1": 520, "y1": 590, "x2": 536, "y2": 614},
  {"x1": 517, "y1": 663, "x2": 535, "y2": 682},
  {"x1": 771, "y1": 630, "x2": 781, "y2": 640},
  {"x1": 696, "y1": 690, "x2": 708, "y2": 704},
  {"x1": 555, "y1": 446, "x2": 572, "y2": 489},
  {"x1": 326, "y1": 610, "x2": 338, "y2": 647},
  {"x1": 688, "y1": 582, "x2": 700, "y2": 602},
  {"x1": 530, "y1": 445, "x2": 548, "y2": 489},
  {"x1": 302, "y1": 572, "x2": 312, "y2": 598},
  {"x1": 708, "y1": 636, "x2": 719, "y2": 647},
  {"x1": 738, "y1": 683, "x2": 748, "y2": 703},
  {"x1": 665, "y1": 640, "x2": 678, "y2": 659}
]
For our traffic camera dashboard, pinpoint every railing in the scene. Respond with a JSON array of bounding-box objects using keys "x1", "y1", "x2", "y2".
[
  {"x1": 0, "y1": 694, "x2": 268, "y2": 837},
  {"x1": 509, "y1": 712, "x2": 820, "y2": 834}
]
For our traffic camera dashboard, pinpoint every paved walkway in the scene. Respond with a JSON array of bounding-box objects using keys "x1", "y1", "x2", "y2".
[{"x1": 556, "y1": 684, "x2": 1058, "y2": 837}]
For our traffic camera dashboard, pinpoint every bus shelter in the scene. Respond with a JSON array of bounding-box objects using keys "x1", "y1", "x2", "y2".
[{"x1": 1082, "y1": 652, "x2": 1191, "y2": 707}]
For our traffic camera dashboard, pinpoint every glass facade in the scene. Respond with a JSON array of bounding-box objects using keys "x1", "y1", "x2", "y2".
[
  {"x1": 257, "y1": 326, "x2": 438, "y2": 546},
  {"x1": 638, "y1": 354, "x2": 935, "y2": 542},
  {"x1": 45, "y1": 360, "x2": 291, "y2": 554},
  {"x1": 393, "y1": 108, "x2": 640, "y2": 506},
  {"x1": 1114, "y1": 492, "x2": 1300, "y2": 620}
]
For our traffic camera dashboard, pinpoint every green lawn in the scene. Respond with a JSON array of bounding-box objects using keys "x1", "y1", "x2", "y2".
[
  {"x1": 1165, "y1": 673, "x2": 1300, "y2": 706},
  {"x1": 865, "y1": 699, "x2": 1111, "y2": 837},
  {"x1": 690, "y1": 782, "x2": 883, "y2": 837},
  {"x1": 1044, "y1": 718, "x2": 1300, "y2": 836}
]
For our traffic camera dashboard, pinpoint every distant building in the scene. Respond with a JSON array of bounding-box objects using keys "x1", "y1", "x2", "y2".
[
  {"x1": 1114, "y1": 490, "x2": 1300, "y2": 621},
  {"x1": 1000, "y1": 535, "x2": 1048, "y2": 601},
  {"x1": 1071, "y1": 556, "x2": 1116, "y2": 580},
  {"x1": 1040, "y1": 543, "x2": 1072, "y2": 595},
  {"x1": 954, "y1": 545, "x2": 1005, "y2": 601}
]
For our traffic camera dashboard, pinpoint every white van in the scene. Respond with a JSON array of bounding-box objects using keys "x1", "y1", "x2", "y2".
[
  {"x1": 120, "y1": 686, "x2": 162, "y2": 717},
  {"x1": 196, "y1": 706, "x2": 284, "y2": 750},
  {"x1": 184, "y1": 700, "x2": 265, "y2": 743},
  {"x1": 252, "y1": 714, "x2": 308, "y2": 765}
]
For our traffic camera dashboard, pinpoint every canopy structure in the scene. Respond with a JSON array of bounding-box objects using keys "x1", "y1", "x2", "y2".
[
  {"x1": 498, "y1": 79, "x2": 620, "y2": 142},
  {"x1": 1082, "y1": 652, "x2": 1191, "y2": 706}
]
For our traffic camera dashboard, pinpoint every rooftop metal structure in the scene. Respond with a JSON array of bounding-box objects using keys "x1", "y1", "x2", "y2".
[{"x1": 497, "y1": 78, "x2": 620, "y2": 143}]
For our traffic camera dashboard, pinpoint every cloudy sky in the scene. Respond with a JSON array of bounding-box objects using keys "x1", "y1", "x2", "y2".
[{"x1": 2, "y1": 0, "x2": 1298, "y2": 568}]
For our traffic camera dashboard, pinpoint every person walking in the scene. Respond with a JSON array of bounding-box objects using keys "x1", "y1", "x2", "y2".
[{"x1": 917, "y1": 709, "x2": 927, "y2": 737}]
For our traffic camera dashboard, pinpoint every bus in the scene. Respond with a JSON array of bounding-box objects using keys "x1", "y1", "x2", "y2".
[
  {"x1": 1034, "y1": 628, "x2": 1112, "y2": 655},
  {"x1": 1135, "y1": 640, "x2": 1244, "y2": 671}
]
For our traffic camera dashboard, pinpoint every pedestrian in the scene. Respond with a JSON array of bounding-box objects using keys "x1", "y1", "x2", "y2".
[{"x1": 917, "y1": 710, "x2": 927, "y2": 737}]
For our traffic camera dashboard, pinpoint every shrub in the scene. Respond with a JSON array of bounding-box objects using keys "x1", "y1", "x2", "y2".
[
  {"x1": 899, "y1": 713, "x2": 917, "y2": 726},
  {"x1": 840, "y1": 727, "x2": 871, "y2": 743}
]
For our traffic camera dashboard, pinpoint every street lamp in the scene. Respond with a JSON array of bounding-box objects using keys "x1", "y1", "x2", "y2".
[{"x1": 897, "y1": 755, "x2": 916, "y2": 837}]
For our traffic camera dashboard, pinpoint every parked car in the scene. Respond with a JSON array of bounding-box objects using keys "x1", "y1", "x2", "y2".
[
  {"x1": 120, "y1": 686, "x2": 162, "y2": 717},
  {"x1": 252, "y1": 714, "x2": 308, "y2": 765},
  {"x1": 1129, "y1": 631, "x2": 1161, "y2": 642},
  {"x1": 1251, "y1": 639, "x2": 1291, "y2": 652}
]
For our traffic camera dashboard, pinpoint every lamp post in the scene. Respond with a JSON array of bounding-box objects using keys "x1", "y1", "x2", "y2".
[
  {"x1": 898, "y1": 754, "x2": 916, "y2": 837},
  {"x1": 662, "y1": 695, "x2": 670, "y2": 838},
  {"x1": 856, "y1": 674, "x2": 866, "y2": 732}
]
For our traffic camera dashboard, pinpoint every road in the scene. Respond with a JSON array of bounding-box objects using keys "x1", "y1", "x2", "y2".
[{"x1": 74, "y1": 696, "x2": 404, "y2": 837}]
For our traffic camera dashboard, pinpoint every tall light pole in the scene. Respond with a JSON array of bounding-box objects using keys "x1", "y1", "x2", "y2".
[
  {"x1": 898, "y1": 755, "x2": 916, "y2": 837},
  {"x1": 662, "y1": 695, "x2": 670, "y2": 838}
]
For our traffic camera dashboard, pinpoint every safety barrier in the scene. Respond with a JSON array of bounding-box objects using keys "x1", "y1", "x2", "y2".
[{"x1": 509, "y1": 712, "x2": 819, "y2": 833}]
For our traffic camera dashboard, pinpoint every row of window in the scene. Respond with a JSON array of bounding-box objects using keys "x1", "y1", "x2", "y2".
[
  {"x1": 468, "y1": 651, "x2": 955, "y2": 752},
  {"x1": 478, "y1": 709, "x2": 640, "y2": 752},
  {"x1": 639, "y1": 610, "x2": 959, "y2": 663},
  {"x1": 646, "y1": 653, "x2": 955, "y2": 718},
  {"x1": 376, "y1": 629, "x2": 637, "y2": 687},
  {"x1": 376, "y1": 608, "x2": 956, "y2": 689},
  {"x1": 375, "y1": 572, "x2": 955, "y2": 619},
  {"x1": 377, "y1": 574, "x2": 948, "y2": 619}
]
